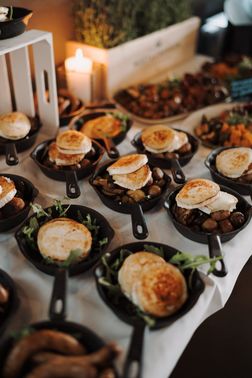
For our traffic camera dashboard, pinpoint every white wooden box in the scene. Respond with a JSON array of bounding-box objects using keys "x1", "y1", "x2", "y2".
[
  {"x1": 0, "y1": 29, "x2": 59, "y2": 136},
  {"x1": 66, "y1": 17, "x2": 200, "y2": 98}
]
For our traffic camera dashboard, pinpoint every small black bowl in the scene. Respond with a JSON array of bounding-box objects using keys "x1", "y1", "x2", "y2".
[
  {"x1": 94, "y1": 241, "x2": 204, "y2": 377},
  {"x1": 90, "y1": 159, "x2": 171, "y2": 239},
  {"x1": 31, "y1": 139, "x2": 105, "y2": 199},
  {"x1": 0, "y1": 267, "x2": 118, "y2": 378},
  {"x1": 132, "y1": 128, "x2": 199, "y2": 184},
  {"x1": 0, "y1": 115, "x2": 41, "y2": 166},
  {"x1": 95, "y1": 241, "x2": 204, "y2": 330},
  {"x1": 164, "y1": 184, "x2": 252, "y2": 245},
  {"x1": 132, "y1": 129, "x2": 199, "y2": 169},
  {"x1": 0, "y1": 269, "x2": 19, "y2": 336},
  {"x1": 164, "y1": 184, "x2": 252, "y2": 276},
  {"x1": 205, "y1": 146, "x2": 252, "y2": 200},
  {"x1": 15, "y1": 204, "x2": 115, "y2": 276},
  {"x1": 74, "y1": 111, "x2": 133, "y2": 159},
  {"x1": 0, "y1": 174, "x2": 38, "y2": 232},
  {"x1": 0, "y1": 7, "x2": 33, "y2": 40}
]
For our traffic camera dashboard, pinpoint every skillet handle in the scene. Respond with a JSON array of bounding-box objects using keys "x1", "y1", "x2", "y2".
[
  {"x1": 103, "y1": 137, "x2": 119, "y2": 159},
  {"x1": 5, "y1": 143, "x2": 19, "y2": 165},
  {"x1": 131, "y1": 204, "x2": 149, "y2": 240},
  {"x1": 207, "y1": 234, "x2": 228, "y2": 277},
  {"x1": 65, "y1": 171, "x2": 81, "y2": 198},
  {"x1": 123, "y1": 323, "x2": 145, "y2": 378},
  {"x1": 170, "y1": 159, "x2": 186, "y2": 184},
  {"x1": 49, "y1": 268, "x2": 68, "y2": 321}
]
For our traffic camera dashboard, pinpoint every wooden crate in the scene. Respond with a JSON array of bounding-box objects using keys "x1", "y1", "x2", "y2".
[
  {"x1": 0, "y1": 30, "x2": 59, "y2": 135},
  {"x1": 66, "y1": 17, "x2": 200, "y2": 98}
]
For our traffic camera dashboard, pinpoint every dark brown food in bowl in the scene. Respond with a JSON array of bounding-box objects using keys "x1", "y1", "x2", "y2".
[
  {"x1": 172, "y1": 203, "x2": 245, "y2": 234},
  {"x1": 93, "y1": 166, "x2": 166, "y2": 205},
  {"x1": 42, "y1": 144, "x2": 98, "y2": 171}
]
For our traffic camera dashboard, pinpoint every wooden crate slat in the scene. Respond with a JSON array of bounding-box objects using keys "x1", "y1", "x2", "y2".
[{"x1": 9, "y1": 46, "x2": 35, "y2": 117}]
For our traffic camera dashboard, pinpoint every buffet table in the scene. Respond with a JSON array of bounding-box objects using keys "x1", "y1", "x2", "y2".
[{"x1": 0, "y1": 114, "x2": 251, "y2": 378}]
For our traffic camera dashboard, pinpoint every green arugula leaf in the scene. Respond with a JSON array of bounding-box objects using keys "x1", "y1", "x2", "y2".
[
  {"x1": 43, "y1": 248, "x2": 83, "y2": 268},
  {"x1": 11, "y1": 327, "x2": 33, "y2": 341},
  {"x1": 169, "y1": 251, "x2": 222, "y2": 274},
  {"x1": 30, "y1": 203, "x2": 50, "y2": 218},
  {"x1": 143, "y1": 244, "x2": 164, "y2": 258},
  {"x1": 61, "y1": 248, "x2": 83, "y2": 268},
  {"x1": 99, "y1": 237, "x2": 108, "y2": 247},
  {"x1": 107, "y1": 111, "x2": 129, "y2": 132},
  {"x1": 53, "y1": 198, "x2": 71, "y2": 217}
]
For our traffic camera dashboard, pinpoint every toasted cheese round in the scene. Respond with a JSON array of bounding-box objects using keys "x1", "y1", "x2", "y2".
[
  {"x1": 132, "y1": 262, "x2": 188, "y2": 317},
  {"x1": 56, "y1": 130, "x2": 92, "y2": 155},
  {"x1": 107, "y1": 154, "x2": 148, "y2": 175},
  {"x1": 176, "y1": 179, "x2": 220, "y2": 209},
  {"x1": 0, "y1": 176, "x2": 17, "y2": 209},
  {"x1": 216, "y1": 147, "x2": 252, "y2": 179},
  {"x1": 0, "y1": 112, "x2": 31, "y2": 140},
  {"x1": 199, "y1": 191, "x2": 238, "y2": 214},
  {"x1": 81, "y1": 115, "x2": 121, "y2": 138},
  {"x1": 118, "y1": 252, "x2": 165, "y2": 298},
  {"x1": 112, "y1": 164, "x2": 152, "y2": 190},
  {"x1": 141, "y1": 125, "x2": 188, "y2": 153},
  {"x1": 48, "y1": 142, "x2": 85, "y2": 166},
  {"x1": 37, "y1": 218, "x2": 92, "y2": 262}
]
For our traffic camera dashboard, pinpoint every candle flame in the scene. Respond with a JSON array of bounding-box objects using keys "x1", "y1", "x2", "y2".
[{"x1": 75, "y1": 48, "x2": 84, "y2": 60}]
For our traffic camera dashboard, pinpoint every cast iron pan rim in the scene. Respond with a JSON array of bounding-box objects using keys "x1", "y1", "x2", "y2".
[
  {"x1": 89, "y1": 159, "x2": 171, "y2": 212},
  {"x1": 0, "y1": 7, "x2": 32, "y2": 23},
  {"x1": 205, "y1": 146, "x2": 252, "y2": 190},
  {"x1": 164, "y1": 184, "x2": 252, "y2": 240},
  {"x1": 30, "y1": 138, "x2": 104, "y2": 173},
  {"x1": 75, "y1": 110, "x2": 133, "y2": 144},
  {"x1": 15, "y1": 204, "x2": 115, "y2": 276},
  {"x1": 0, "y1": 268, "x2": 19, "y2": 335},
  {"x1": 94, "y1": 241, "x2": 205, "y2": 330},
  {"x1": 132, "y1": 128, "x2": 199, "y2": 161},
  {"x1": 0, "y1": 173, "x2": 38, "y2": 225},
  {"x1": 0, "y1": 115, "x2": 41, "y2": 145}
]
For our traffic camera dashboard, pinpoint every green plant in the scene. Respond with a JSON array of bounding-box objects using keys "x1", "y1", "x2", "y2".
[{"x1": 73, "y1": 0, "x2": 191, "y2": 49}]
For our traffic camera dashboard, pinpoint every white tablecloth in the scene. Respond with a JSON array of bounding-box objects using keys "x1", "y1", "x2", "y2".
[{"x1": 0, "y1": 116, "x2": 251, "y2": 378}]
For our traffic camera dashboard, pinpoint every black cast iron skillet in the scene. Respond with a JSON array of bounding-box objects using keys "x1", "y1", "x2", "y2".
[
  {"x1": 0, "y1": 115, "x2": 41, "y2": 166},
  {"x1": 164, "y1": 185, "x2": 252, "y2": 277},
  {"x1": 205, "y1": 146, "x2": 252, "y2": 201},
  {"x1": 0, "y1": 269, "x2": 117, "y2": 378},
  {"x1": 0, "y1": 173, "x2": 38, "y2": 232},
  {"x1": 89, "y1": 160, "x2": 171, "y2": 240},
  {"x1": 0, "y1": 7, "x2": 32, "y2": 40},
  {"x1": 0, "y1": 269, "x2": 19, "y2": 336},
  {"x1": 94, "y1": 241, "x2": 205, "y2": 378},
  {"x1": 132, "y1": 129, "x2": 199, "y2": 184},
  {"x1": 73, "y1": 111, "x2": 133, "y2": 159},
  {"x1": 15, "y1": 204, "x2": 114, "y2": 276},
  {"x1": 30, "y1": 139, "x2": 104, "y2": 199}
]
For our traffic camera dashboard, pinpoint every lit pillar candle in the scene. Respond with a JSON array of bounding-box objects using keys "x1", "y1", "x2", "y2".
[{"x1": 65, "y1": 48, "x2": 93, "y2": 103}]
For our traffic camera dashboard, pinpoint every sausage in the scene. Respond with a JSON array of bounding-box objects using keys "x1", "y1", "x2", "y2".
[
  {"x1": 2, "y1": 197, "x2": 25, "y2": 217},
  {"x1": 147, "y1": 185, "x2": 161, "y2": 198},
  {"x1": 3, "y1": 329, "x2": 86, "y2": 378},
  {"x1": 211, "y1": 210, "x2": 230, "y2": 221},
  {"x1": 219, "y1": 219, "x2": 234, "y2": 233},
  {"x1": 229, "y1": 212, "x2": 245, "y2": 228},
  {"x1": 32, "y1": 342, "x2": 120, "y2": 367},
  {"x1": 25, "y1": 361, "x2": 97, "y2": 378},
  {"x1": 0, "y1": 284, "x2": 9, "y2": 304},
  {"x1": 127, "y1": 190, "x2": 145, "y2": 202},
  {"x1": 202, "y1": 218, "x2": 218, "y2": 232},
  {"x1": 152, "y1": 167, "x2": 164, "y2": 181}
]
